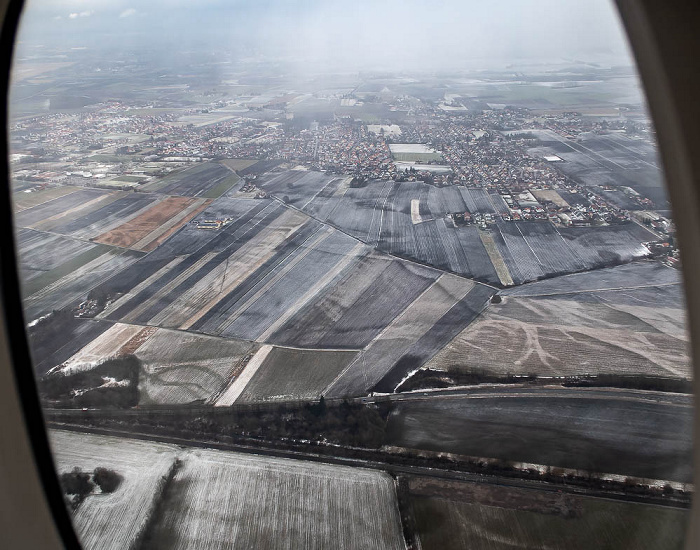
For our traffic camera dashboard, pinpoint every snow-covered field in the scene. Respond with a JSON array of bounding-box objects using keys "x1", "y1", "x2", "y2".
[
  {"x1": 56, "y1": 322, "x2": 143, "y2": 374},
  {"x1": 49, "y1": 430, "x2": 179, "y2": 550},
  {"x1": 50, "y1": 431, "x2": 407, "y2": 549},
  {"x1": 142, "y1": 448, "x2": 406, "y2": 550}
]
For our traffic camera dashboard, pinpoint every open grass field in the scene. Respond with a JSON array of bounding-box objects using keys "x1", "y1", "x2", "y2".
[
  {"x1": 93, "y1": 196, "x2": 211, "y2": 251},
  {"x1": 143, "y1": 448, "x2": 405, "y2": 550},
  {"x1": 412, "y1": 490, "x2": 688, "y2": 550},
  {"x1": 235, "y1": 347, "x2": 358, "y2": 403},
  {"x1": 389, "y1": 143, "x2": 443, "y2": 162},
  {"x1": 49, "y1": 430, "x2": 180, "y2": 550},
  {"x1": 385, "y1": 388, "x2": 693, "y2": 482},
  {"x1": 220, "y1": 158, "x2": 259, "y2": 172}
]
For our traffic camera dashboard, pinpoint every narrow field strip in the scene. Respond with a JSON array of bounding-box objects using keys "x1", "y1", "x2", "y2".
[
  {"x1": 58, "y1": 322, "x2": 145, "y2": 373},
  {"x1": 214, "y1": 344, "x2": 273, "y2": 406},
  {"x1": 479, "y1": 229, "x2": 514, "y2": 286}
]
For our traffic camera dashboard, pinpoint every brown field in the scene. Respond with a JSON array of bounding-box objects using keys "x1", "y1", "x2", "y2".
[{"x1": 93, "y1": 197, "x2": 210, "y2": 250}]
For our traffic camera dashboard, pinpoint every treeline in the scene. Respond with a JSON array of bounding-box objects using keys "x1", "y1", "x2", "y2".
[
  {"x1": 39, "y1": 355, "x2": 140, "y2": 408},
  {"x1": 71, "y1": 398, "x2": 388, "y2": 449},
  {"x1": 562, "y1": 374, "x2": 692, "y2": 393},
  {"x1": 397, "y1": 368, "x2": 692, "y2": 394}
]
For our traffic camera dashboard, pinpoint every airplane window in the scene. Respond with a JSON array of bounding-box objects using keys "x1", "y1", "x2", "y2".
[{"x1": 8, "y1": 0, "x2": 692, "y2": 548}]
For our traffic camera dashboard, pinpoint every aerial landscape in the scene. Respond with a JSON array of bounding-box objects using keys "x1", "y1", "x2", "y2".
[{"x1": 8, "y1": 0, "x2": 693, "y2": 548}]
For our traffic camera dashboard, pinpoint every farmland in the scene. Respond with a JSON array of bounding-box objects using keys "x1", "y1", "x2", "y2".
[
  {"x1": 28, "y1": 316, "x2": 111, "y2": 376},
  {"x1": 235, "y1": 347, "x2": 358, "y2": 403},
  {"x1": 487, "y1": 220, "x2": 655, "y2": 285},
  {"x1": 426, "y1": 261, "x2": 689, "y2": 378},
  {"x1": 325, "y1": 275, "x2": 494, "y2": 398},
  {"x1": 258, "y1": 171, "x2": 657, "y2": 285},
  {"x1": 18, "y1": 228, "x2": 144, "y2": 321},
  {"x1": 384, "y1": 388, "x2": 693, "y2": 482},
  {"x1": 13, "y1": 185, "x2": 80, "y2": 211},
  {"x1": 49, "y1": 430, "x2": 180, "y2": 550},
  {"x1": 526, "y1": 131, "x2": 668, "y2": 208},
  {"x1": 95, "y1": 195, "x2": 451, "y2": 353},
  {"x1": 141, "y1": 162, "x2": 239, "y2": 198},
  {"x1": 268, "y1": 251, "x2": 440, "y2": 349},
  {"x1": 14, "y1": 187, "x2": 113, "y2": 229},
  {"x1": 17, "y1": 228, "x2": 100, "y2": 287},
  {"x1": 259, "y1": 172, "x2": 501, "y2": 283},
  {"x1": 93, "y1": 196, "x2": 211, "y2": 251},
  {"x1": 135, "y1": 329, "x2": 256, "y2": 405},
  {"x1": 38, "y1": 193, "x2": 160, "y2": 238},
  {"x1": 57, "y1": 322, "x2": 146, "y2": 374},
  {"x1": 142, "y1": 448, "x2": 405, "y2": 550},
  {"x1": 411, "y1": 487, "x2": 688, "y2": 550}
]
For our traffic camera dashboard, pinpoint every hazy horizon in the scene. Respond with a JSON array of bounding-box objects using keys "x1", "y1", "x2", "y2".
[{"x1": 16, "y1": 0, "x2": 635, "y2": 73}]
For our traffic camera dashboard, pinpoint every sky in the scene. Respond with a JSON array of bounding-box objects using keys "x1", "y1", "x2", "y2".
[{"x1": 15, "y1": 0, "x2": 635, "y2": 71}]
